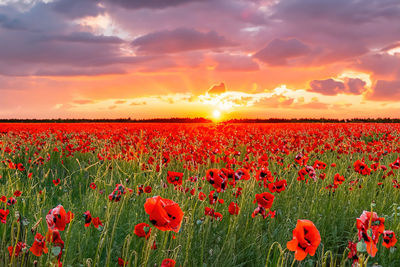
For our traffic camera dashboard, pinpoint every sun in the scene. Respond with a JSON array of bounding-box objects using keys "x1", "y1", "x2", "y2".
[{"x1": 212, "y1": 110, "x2": 221, "y2": 121}]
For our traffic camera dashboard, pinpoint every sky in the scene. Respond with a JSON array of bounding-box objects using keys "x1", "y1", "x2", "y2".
[{"x1": 0, "y1": 0, "x2": 400, "y2": 119}]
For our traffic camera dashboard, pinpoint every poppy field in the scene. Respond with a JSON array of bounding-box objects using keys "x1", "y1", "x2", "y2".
[{"x1": 1, "y1": 123, "x2": 400, "y2": 266}]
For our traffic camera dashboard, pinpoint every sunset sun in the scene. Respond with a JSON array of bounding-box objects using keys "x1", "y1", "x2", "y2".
[{"x1": 212, "y1": 110, "x2": 221, "y2": 120}]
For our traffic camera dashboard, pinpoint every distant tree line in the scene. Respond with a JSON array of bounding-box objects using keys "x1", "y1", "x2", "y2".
[
  {"x1": 0, "y1": 117, "x2": 213, "y2": 123},
  {"x1": 1, "y1": 117, "x2": 400, "y2": 123},
  {"x1": 224, "y1": 118, "x2": 400, "y2": 123}
]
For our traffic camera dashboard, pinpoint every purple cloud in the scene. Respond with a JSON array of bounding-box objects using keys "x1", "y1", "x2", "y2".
[
  {"x1": 309, "y1": 79, "x2": 345, "y2": 96},
  {"x1": 346, "y1": 78, "x2": 366, "y2": 94},
  {"x1": 368, "y1": 80, "x2": 400, "y2": 101},
  {"x1": 132, "y1": 28, "x2": 235, "y2": 54},
  {"x1": 253, "y1": 38, "x2": 311, "y2": 66},
  {"x1": 309, "y1": 78, "x2": 367, "y2": 95},
  {"x1": 105, "y1": 0, "x2": 208, "y2": 9}
]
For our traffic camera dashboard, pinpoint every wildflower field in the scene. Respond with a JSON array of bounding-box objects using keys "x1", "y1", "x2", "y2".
[{"x1": 0, "y1": 123, "x2": 399, "y2": 267}]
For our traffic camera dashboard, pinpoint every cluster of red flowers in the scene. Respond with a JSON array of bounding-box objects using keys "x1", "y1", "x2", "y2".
[
  {"x1": 30, "y1": 205, "x2": 74, "y2": 265},
  {"x1": 346, "y1": 210, "x2": 397, "y2": 265},
  {"x1": 2, "y1": 123, "x2": 400, "y2": 266}
]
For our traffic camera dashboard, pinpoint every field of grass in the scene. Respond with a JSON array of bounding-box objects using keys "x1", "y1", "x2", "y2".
[{"x1": 0, "y1": 123, "x2": 399, "y2": 266}]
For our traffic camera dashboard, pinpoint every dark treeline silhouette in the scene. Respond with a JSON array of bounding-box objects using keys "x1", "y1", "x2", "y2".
[
  {"x1": 224, "y1": 118, "x2": 400, "y2": 123},
  {"x1": 2, "y1": 117, "x2": 400, "y2": 123},
  {"x1": 0, "y1": 117, "x2": 213, "y2": 123}
]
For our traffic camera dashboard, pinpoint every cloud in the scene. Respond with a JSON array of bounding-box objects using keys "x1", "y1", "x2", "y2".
[
  {"x1": 353, "y1": 53, "x2": 400, "y2": 77},
  {"x1": 130, "y1": 101, "x2": 147, "y2": 106},
  {"x1": 132, "y1": 28, "x2": 235, "y2": 54},
  {"x1": 0, "y1": 13, "x2": 26, "y2": 30},
  {"x1": 0, "y1": 2, "x2": 155, "y2": 76},
  {"x1": 51, "y1": 0, "x2": 104, "y2": 19},
  {"x1": 253, "y1": 38, "x2": 311, "y2": 66},
  {"x1": 73, "y1": 99, "x2": 95, "y2": 105},
  {"x1": 114, "y1": 100, "x2": 126, "y2": 104},
  {"x1": 208, "y1": 82, "x2": 227, "y2": 95},
  {"x1": 346, "y1": 78, "x2": 366, "y2": 94},
  {"x1": 105, "y1": 0, "x2": 207, "y2": 9},
  {"x1": 309, "y1": 78, "x2": 367, "y2": 95},
  {"x1": 368, "y1": 80, "x2": 400, "y2": 101},
  {"x1": 309, "y1": 79, "x2": 345, "y2": 96}
]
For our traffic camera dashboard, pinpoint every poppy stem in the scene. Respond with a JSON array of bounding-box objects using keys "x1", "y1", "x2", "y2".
[{"x1": 290, "y1": 256, "x2": 296, "y2": 267}]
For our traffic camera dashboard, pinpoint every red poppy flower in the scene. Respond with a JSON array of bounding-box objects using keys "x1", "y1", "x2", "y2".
[
  {"x1": 137, "y1": 184, "x2": 144, "y2": 196},
  {"x1": 333, "y1": 173, "x2": 345, "y2": 185},
  {"x1": 297, "y1": 168, "x2": 308, "y2": 181},
  {"x1": 161, "y1": 258, "x2": 176, "y2": 267},
  {"x1": 198, "y1": 192, "x2": 206, "y2": 201},
  {"x1": 8, "y1": 241, "x2": 26, "y2": 257},
  {"x1": 228, "y1": 202, "x2": 240, "y2": 215},
  {"x1": 66, "y1": 211, "x2": 74, "y2": 224},
  {"x1": 83, "y1": 211, "x2": 92, "y2": 227},
  {"x1": 13, "y1": 190, "x2": 22, "y2": 197},
  {"x1": 287, "y1": 219, "x2": 321, "y2": 261},
  {"x1": 234, "y1": 168, "x2": 250, "y2": 181},
  {"x1": 109, "y1": 184, "x2": 126, "y2": 202},
  {"x1": 313, "y1": 160, "x2": 327, "y2": 170},
  {"x1": 89, "y1": 182, "x2": 96, "y2": 190},
  {"x1": 167, "y1": 171, "x2": 183, "y2": 186},
  {"x1": 118, "y1": 257, "x2": 128, "y2": 266},
  {"x1": 162, "y1": 152, "x2": 170, "y2": 166},
  {"x1": 370, "y1": 162, "x2": 379, "y2": 171},
  {"x1": 46, "y1": 205, "x2": 67, "y2": 231},
  {"x1": 30, "y1": 233, "x2": 48, "y2": 257},
  {"x1": 92, "y1": 217, "x2": 103, "y2": 228},
  {"x1": 144, "y1": 196, "x2": 184, "y2": 232},
  {"x1": 347, "y1": 241, "x2": 358, "y2": 264},
  {"x1": 53, "y1": 178, "x2": 60, "y2": 186},
  {"x1": 382, "y1": 230, "x2": 397, "y2": 249},
  {"x1": 0, "y1": 209, "x2": 9, "y2": 223},
  {"x1": 234, "y1": 187, "x2": 242, "y2": 198},
  {"x1": 206, "y1": 169, "x2": 228, "y2": 192},
  {"x1": 268, "y1": 180, "x2": 287, "y2": 193},
  {"x1": 7, "y1": 197, "x2": 16, "y2": 206},
  {"x1": 144, "y1": 186, "x2": 152, "y2": 193},
  {"x1": 0, "y1": 196, "x2": 6, "y2": 202},
  {"x1": 221, "y1": 168, "x2": 235, "y2": 185},
  {"x1": 255, "y1": 168, "x2": 273, "y2": 182},
  {"x1": 251, "y1": 206, "x2": 275, "y2": 219},
  {"x1": 134, "y1": 223, "x2": 151, "y2": 239},
  {"x1": 254, "y1": 192, "x2": 275, "y2": 209},
  {"x1": 389, "y1": 157, "x2": 400, "y2": 169},
  {"x1": 205, "y1": 207, "x2": 223, "y2": 221},
  {"x1": 354, "y1": 160, "x2": 371, "y2": 175},
  {"x1": 45, "y1": 229, "x2": 64, "y2": 260},
  {"x1": 17, "y1": 163, "x2": 25, "y2": 171},
  {"x1": 294, "y1": 153, "x2": 308, "y2": 166},
  {"x1": 208, "y1": 190, "x2": 220, "y2": 205}
]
